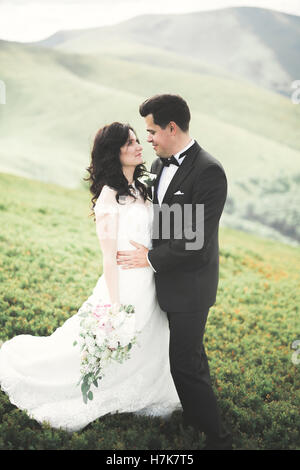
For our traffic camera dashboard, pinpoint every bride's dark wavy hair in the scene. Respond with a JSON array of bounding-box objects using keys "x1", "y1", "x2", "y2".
[{"x1": 84, "y1": 122, "x2": 149, "y2": 218}]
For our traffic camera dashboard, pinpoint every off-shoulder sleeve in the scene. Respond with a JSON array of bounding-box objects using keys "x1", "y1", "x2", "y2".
[{"x1": 94, "y1": 185, "x2": 119, "y2": 217}]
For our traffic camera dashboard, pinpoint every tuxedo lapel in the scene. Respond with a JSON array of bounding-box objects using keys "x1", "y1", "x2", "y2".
[
  {"x1": 162, "y1": 142, "x2": 200, "y2": 205},
  {"x1": 153, "y1": 161, "x2": 164, "y2": 204}
]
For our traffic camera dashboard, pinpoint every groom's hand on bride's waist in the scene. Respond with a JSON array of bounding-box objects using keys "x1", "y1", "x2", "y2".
[{"x1": 116, "y1": 241, "x2": 150, "y2": 269}]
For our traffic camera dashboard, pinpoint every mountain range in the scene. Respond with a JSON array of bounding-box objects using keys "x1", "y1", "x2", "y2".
[
  {"x1": 36, "y1": 6, "x2": 300, "y2": 96},
  {"x1": 0, "y1": 6, "x2": 299, "y2": 244}
]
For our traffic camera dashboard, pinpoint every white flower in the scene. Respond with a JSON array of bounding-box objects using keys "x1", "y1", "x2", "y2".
[
  {"x1": 95, "y1": 329, "x2": 106, "y2": 346},
  {"x1": 85, "y1": 336, "x2": 95, "y2": 348},
  {"x1": 81, "y1": 364, "x2": 90, "y2": 375},
  {"x1": 102, "y1": 348, "x2": 113, "y2": 363},
  {"x1": 139, "y1": 172, "x2": 157, "y2": 187},
  {"x1": 88, "y1": 356, "x2": 97, "y2": 366},
  {"x1": 107, "y1": 332, "x2": 119, "y2": 350},
  {"x1": 110, "y1": 309, "x2": 126, "y2": 329},
  {"x1": 94, "y1": 346, "x2": 103, "y2": 358},
  {"x1": 88, "y1": 344, "x2": 97, "y2": 355},
  {"x1": 117, "y1": 316, "x2": 135, "y2": 347}
]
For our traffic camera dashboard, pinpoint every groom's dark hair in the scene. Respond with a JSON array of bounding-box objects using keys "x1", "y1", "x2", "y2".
[{"x1": 139, "y1": 94, "x2": 191, "y2": 132}]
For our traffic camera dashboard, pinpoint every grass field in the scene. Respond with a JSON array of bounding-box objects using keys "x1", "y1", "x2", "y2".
[{"x1": 0, "y1": 172, "x2": 299, "y2": 450}]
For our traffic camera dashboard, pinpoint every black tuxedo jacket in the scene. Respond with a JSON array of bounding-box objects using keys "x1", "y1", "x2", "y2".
[{"x1": 148, "y1": 141, "x2": 227, "y2": 313}]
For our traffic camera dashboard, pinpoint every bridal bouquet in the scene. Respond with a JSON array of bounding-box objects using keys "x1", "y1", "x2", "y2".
[{"x1": 73, "y1": 302, "x2": 139, "y2": 403}]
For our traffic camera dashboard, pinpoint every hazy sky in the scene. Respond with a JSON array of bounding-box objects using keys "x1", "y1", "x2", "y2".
[{"x1": 0, "y1": 0, "x2": 300, "y2": 42}]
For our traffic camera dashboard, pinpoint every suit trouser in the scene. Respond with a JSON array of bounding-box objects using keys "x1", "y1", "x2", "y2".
[{"x1": 167, "y1": 309, "x2": 224, "y2": 439}]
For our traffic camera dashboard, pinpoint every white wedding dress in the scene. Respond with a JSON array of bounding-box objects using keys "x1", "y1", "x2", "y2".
[{"x1": 0, "y1": 184, "x2": 181, "y2": 432}]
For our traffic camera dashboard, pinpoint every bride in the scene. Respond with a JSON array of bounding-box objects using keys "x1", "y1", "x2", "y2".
[{"x1": 0, "y1": 122, "x2": 181, "y2": 432}]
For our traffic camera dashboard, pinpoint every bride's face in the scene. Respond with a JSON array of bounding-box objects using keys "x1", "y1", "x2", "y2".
[{"x1": 119, "y1": 129, "x2": 143, "y2": 168}]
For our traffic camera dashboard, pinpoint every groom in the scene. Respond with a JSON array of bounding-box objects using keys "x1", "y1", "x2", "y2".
[{"x1": 117, "y1": 94, "x2": 232, "y2": 450}]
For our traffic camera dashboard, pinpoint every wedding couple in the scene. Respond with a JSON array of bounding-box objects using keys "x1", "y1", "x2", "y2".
[{"x1": 0, "y1": 94, "x2": 232, "y2": 449}]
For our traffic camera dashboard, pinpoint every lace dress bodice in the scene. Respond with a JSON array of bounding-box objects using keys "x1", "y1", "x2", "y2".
[{"x1": 94, "y1": 184, "x2": 153, "y2": 251}]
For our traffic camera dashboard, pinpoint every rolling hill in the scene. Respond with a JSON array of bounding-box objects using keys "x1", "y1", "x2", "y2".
[{"x1": 0, "y1": 7, "x2": 300, "y2": 244}]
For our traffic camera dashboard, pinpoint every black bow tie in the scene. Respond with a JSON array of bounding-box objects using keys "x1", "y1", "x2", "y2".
[{"x1": 160, "y1": 153, "x2": 185, "y2": 167}]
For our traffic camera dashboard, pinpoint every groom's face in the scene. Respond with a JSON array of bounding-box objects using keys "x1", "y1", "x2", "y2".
[{"x1": 145, "y1": 114, "x2": 172, "y2": 158}]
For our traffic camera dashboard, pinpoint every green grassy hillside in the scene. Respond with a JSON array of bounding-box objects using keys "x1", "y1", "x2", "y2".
[
  {"x1": 0, "y1": 172, "x2": 299, "y2": 450},
  {"x1": 1, "y1": 39, "x2": 299, "y2": 243}
]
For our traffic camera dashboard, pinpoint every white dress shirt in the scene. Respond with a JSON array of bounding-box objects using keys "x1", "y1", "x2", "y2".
[
  {"x1": 157, "y1": 139, "x2": 195, "y2": 206},
  {"x1": 147, "y1": 139, "x2": 195, "y2": 271}
]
